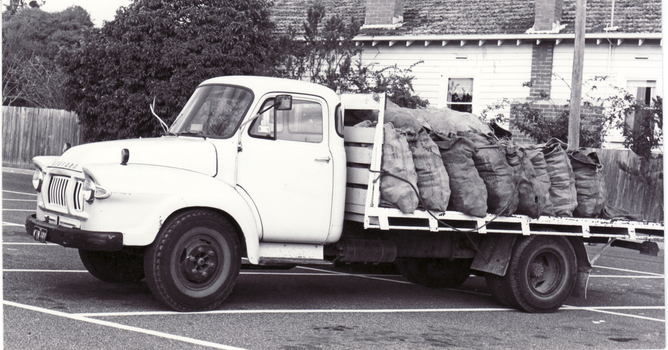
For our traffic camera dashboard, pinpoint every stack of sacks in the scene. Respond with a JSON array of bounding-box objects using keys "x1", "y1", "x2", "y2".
[{"x1": 376, "y1": 101, "x2": 610, "y2": 220}]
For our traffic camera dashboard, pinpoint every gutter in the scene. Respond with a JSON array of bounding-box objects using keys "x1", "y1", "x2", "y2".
[{"x1": 353, "y1": 32, "x2": 662, "y2": 46}]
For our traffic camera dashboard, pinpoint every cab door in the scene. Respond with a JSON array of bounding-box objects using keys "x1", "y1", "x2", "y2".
[{"x1": 236, "y1": 94, "x2": 333, "y2": 243}]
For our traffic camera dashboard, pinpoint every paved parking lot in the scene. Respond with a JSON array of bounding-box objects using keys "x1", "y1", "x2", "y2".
[{"x1": 3, "y1": 169, "x2": 665, "y2": 349}]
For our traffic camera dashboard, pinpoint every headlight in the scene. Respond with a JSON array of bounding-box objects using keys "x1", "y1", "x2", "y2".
[
  {"x1": 32, "y1": 169, "x2": 44, "y2": 192},
  {"x1": 82, "y1": 168, "x2": 111, "y2": 203}
]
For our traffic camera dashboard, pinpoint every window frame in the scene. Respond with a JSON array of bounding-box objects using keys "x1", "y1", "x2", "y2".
[{"x1": 248, "y1": 95, "x2": 326, "y2": 144}]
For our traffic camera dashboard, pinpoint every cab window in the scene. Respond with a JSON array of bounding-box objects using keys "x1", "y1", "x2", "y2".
[{"x1": 249, "y1": 98, "x2": 323, "y2": 143}]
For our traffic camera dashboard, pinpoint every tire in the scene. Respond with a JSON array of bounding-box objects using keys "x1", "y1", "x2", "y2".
[
  {"x1": 485, "y1": 273, "x2": 517, "y2": 308},
  {"x1": 144, "y1": 210, "x2": 241, "y2": 312},
  {"x1": 500, "y1": 235, "x2": 577, "y2": 313},
  {"x1": 79, "y1": 249, "x2": 145, "y2": 283},
  {"x1": 403, "y1": 258, "x2": 473, "y2": 289}
]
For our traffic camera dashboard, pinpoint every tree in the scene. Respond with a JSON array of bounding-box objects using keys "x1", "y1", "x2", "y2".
[
  {"x1": 2, "y1": 6, "x2": 93, "y2": 108},
  {"x1": 276, "y1": 2, "x2": 428, "y2": 108},
  {"x1": 63, "y1": 0, "x2": 277, "y2": 141},
  {"x1": 3, "y1": 0, "x2": 43, "y2": 15}
]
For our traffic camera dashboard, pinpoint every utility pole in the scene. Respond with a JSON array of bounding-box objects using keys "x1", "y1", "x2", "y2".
[{"x1": 568, "y1": 0, "x2": 587, "y2": 150}]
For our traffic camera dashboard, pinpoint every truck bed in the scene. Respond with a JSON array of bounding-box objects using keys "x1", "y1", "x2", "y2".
[{"x1": 341, "y1": 94, "x2": 663, "y2": 243}]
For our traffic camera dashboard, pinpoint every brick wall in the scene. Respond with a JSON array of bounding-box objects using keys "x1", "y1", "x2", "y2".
[{"x1": 528, "y1": 41, "x2": 555, "y2": 101}]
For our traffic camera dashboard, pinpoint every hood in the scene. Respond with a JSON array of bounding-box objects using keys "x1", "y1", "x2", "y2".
[{"x1": 51, "y1": 137, "x2": 218, "y2": 176}]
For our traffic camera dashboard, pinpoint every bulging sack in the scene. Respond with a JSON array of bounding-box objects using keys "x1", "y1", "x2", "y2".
[
  {"x1": 384, "y1": 100, "x2": 430, "y2": 133},
  {"x1": 380, "y1": 123, "x2": 419, "y2": 214},
  {"x1": 569, "y1": 150, "x2": 606, "y2": 218},
  {"x1": 464, "y1": 132, "x2": 517, "y2": 215},
  {"x1": 524, "y1": 147, "x2": 555, "y2": 216},
  {"x1": 542, "y1": 139, "x2": 577, "y2": 217},
  {"x1": 502, "y1": 142, "x2": 542, "y2": 218},
  {"x1": 410, "y1": 129, "x2": 451, "y2": 212},
  {"x1": 433, "y1": 133, "x2": 487, "y2": 217}
]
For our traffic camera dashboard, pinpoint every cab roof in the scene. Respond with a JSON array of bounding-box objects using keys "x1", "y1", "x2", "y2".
[{"x1": 199, "y1": 76, "x2": 340, "y2": 103}]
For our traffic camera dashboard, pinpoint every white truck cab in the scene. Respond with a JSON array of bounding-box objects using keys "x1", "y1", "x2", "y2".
[{"x1": 27, "y1": 76, "x2": 347, "y2": 311}]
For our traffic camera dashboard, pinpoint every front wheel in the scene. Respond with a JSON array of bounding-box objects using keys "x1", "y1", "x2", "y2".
[
  {"x1": 144, "y1": 210, "x2": 241, "y2": 311},
  {"x1": 488, "y1": 235, "x2": 577, "y2": 313}
]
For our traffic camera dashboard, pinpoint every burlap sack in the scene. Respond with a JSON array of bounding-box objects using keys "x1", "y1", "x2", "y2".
[
  {"x1": 463, "y1": 131, "x2": 517, "y2": 215},
  {"x1": 502, "y1": 142, "x2": 542, "y2": 218},
  {"x1": 525, "y1": 147, "x2": 556, "y2": 216},
  {"x1": 409, "y1": 129, "x2": 451, "y2": 212},
  {"x1": 542, "y1": 139, "x2": 578, "y2": 217},
  {"x1": 569, "y1": 150, "x2": 606, "y2": 218},
  {"x1": 380, "y1": 123, "x2": 419, "y2": 214},
  {"x1": 433, "y1": 132, "x2": 488, "y2": 217}
]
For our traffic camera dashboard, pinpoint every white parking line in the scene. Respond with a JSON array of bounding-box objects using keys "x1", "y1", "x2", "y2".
[
  {"x1": 3, "y1": 209, "x2": 35, "y2": 212},
  {"x1": 3, "y1": 190, "x2": 37, "y2": 197},
  {"x1": 3, "y1": 198, "x2": 36, "y2": 202},
  {"x1": 2, "y1": 222, "x2": 25, "y2": 227},
  {"x1": 74, "y1": 307, "x2": 516, "y2": 318},
  {"x1": 296, "y1": 266, "x2": 414, "y2": 285},
  {"x1": 4, "y1": 269, "x2": 88, "y2": 273},
  {"x1": 562, "y1": 305, "x2": 665, "y2": 323},
  {"x1": 3, "y1": 300, "x2": 247, "y2": 350},
  {"x1": 589, "y1": 275, "x2": 664, "y2": 279},
  {"x1": 593, "y1": 265, "x2": 664, "y2": 276}
]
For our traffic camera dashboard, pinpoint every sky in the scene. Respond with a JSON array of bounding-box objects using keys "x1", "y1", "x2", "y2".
[{"x1": 37, "y1": 0, "x2": 132, "y2": 27}]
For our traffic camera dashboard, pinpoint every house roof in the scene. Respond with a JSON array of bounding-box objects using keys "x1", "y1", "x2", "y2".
[{"x1": 270, "y1": 0, "x2": 662, "y2": 38}]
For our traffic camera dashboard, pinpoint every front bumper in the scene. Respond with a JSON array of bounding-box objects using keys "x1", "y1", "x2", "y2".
[{"x1": 25, "y1": 214, "x2": 123, "y2": 251}]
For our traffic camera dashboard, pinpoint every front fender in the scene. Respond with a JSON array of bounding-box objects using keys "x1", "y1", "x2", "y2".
[{"x1": 83, "y1": 164, "x2": 262, "y2": 263}]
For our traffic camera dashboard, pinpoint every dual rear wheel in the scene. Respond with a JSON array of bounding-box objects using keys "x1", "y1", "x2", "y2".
[{"x1": 485, "y1": 235, "x2": 577, "y2": 313}]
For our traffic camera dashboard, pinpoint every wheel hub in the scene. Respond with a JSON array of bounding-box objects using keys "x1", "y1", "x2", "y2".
[
  {"x1": 181, "y1": 243, "x2": 218, "y2": 283},
  {"x1": 530, "y1": 262, "x2": 545, "y2": 278}
]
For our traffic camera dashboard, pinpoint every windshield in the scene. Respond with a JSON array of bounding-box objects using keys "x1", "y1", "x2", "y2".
[{"x1": 169, "y1": 84, "x2": 254, "y2": 138}]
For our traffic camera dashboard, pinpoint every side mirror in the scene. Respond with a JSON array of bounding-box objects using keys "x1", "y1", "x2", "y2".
[{"x1": 275, "y1": 95, "x2": 292, "y2": 110}]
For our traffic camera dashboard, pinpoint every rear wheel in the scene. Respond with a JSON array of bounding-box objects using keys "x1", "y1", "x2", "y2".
[
  {"x1": 400, "y1": 258, "x2": 473, "y2": 288},
  {"x1": 79, "y1": 249, "x2": 145, "y2": 283},
  {"x1": 144, "y1": 210, "x2": 241, "y2": 312},
  {"x1": 487, "y1": 235, "x2": 577, "y2": 313}
]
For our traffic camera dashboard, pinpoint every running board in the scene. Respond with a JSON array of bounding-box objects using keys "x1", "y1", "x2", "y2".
[
  {"x1": 256, "y1": 242, "x2": 331, "y2": 266},
  {"x1": 258, "y1": 258, "x2": 334, "y2": 266}
]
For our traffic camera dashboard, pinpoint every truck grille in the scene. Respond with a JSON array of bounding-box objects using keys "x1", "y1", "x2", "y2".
[{"x1": 47, "y1": 175, "x2": 84, "y2": 211}]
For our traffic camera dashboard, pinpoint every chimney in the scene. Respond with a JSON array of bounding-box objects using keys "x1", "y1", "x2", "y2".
[
  {"x1": 529, "y1": 0, "x2": 565, "y2": 33},
  {"x1": 363, "y1": 0, "x2": 405, "y2": 28}
]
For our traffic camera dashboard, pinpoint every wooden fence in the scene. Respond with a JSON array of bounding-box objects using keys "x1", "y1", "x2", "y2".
[
  {"x1": 596, "y1": 149, "x2": 663, "y2": 223},
  {"x1": 2, "y1": 106, "x2": 84, "y2": 169}
]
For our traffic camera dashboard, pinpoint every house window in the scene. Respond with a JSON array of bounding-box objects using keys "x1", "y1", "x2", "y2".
[
  {"x1": 628, "y1": 80, "x2": 656, "y2": 105},
  {"x1": 625, "y1": 80, "x2": 657, "y2": 131},
  {"x1": 447, "y1": 78, "x2": 474, "y2": 112}
]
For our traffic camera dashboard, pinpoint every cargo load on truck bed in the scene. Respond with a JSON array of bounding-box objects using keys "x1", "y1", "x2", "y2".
[{"x1": 341, "y1": 93, "x2": 662, "y2": 239}]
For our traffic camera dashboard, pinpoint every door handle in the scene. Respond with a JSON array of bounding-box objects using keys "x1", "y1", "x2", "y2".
[{"x1": 315, "y1": 156, "x2": 331, "y2": 163}]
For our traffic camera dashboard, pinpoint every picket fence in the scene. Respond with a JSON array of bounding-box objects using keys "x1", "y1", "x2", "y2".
[{"x1": 2, "y1": 106, "x2": 84, "y2": 168}]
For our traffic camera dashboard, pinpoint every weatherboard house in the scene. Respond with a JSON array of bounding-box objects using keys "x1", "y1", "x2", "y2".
[{"x1": 271, "y1": 0, "x2": 662, "y2": 146}]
